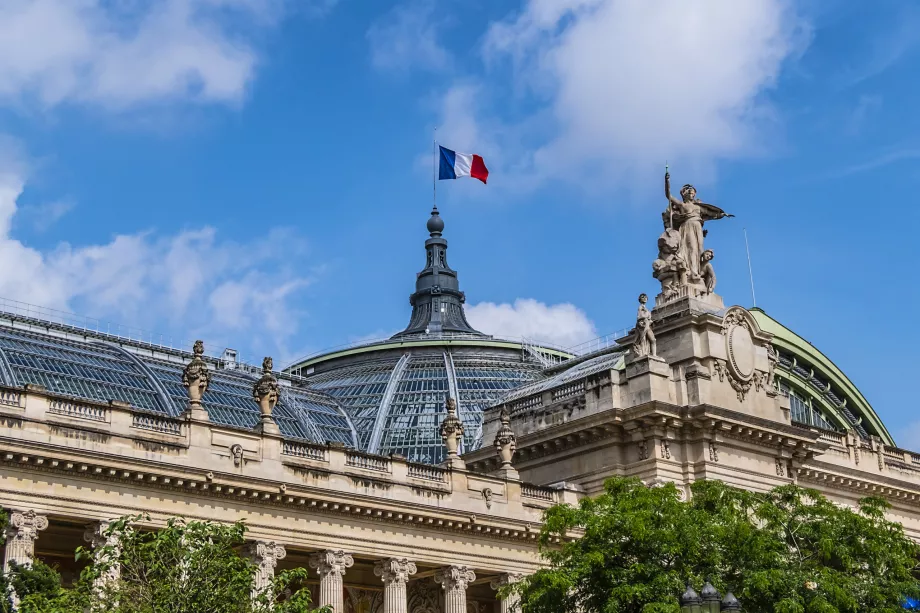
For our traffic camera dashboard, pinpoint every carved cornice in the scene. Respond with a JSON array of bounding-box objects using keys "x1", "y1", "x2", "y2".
[{"x1": 0, "y1": 445, "x2": 548, "y2": 544}]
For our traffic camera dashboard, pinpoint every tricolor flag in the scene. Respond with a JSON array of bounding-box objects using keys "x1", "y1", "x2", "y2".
[{"x1": 438, "y1": 145, "x2": 489, "y2": 184}]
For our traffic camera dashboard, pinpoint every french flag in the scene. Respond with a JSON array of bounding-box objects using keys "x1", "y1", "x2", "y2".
[{"x1": 438, "y1": 145, "x2": 489, "y2": 184}]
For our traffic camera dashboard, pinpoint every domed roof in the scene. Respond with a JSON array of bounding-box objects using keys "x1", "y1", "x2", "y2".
[{"x1": 290, "y1": 339, "x2": 566, "y2": 463}]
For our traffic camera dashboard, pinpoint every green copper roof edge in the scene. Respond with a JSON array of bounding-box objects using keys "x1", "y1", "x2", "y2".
[
  {"x1": 287, "y1": 339, "x2": 574, "y2": 371},
  {"x1": 750, "y1": 308, "x2": 894, "y2": 446}
]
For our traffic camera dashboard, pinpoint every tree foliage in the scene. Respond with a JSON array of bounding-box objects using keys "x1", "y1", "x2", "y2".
[
  {"x1": 0, "y1": 513, "x2": 323, "y2": 613},
  {"x1": 518, "y1": 477, "x2": 920, "y2": 613}
]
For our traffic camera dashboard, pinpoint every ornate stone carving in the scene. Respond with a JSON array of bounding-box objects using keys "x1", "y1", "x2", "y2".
[
  {"x1": 708, "y1": 442, "x2": 719, "y2": 463},
  {"x1": 310, "y1": 550, "x2": 354, "y2": 577},
  {"x1": 490, "y1": 574, "x2": 524, "y2": 613},
  {"x1": 765, "y1": 344, "x2": 778, "y2": 393},
  {"x1": 246, "y1": 541, "x2": 286, "y2": 598},
  {"x1": 310, "y1": 550, "x2": 354, "y2": 613},
  {"x1": 701, "y1": 250, "x2": 716, "y2": 294},
  {"x1": 720, "y1": 308, "x2": 757, "y2": 401},
  {"x1": 4, "y1": 510, "x2": 48, "y2": 606},
  {"x1": 661, "y1": 169, "x2": 732, "y2": 289},
  {"x1": 408, "y1": 578, "x2": 440, "y2": 613},
  {"x1": 661, "y1": 439, "x2": 671, "y2": 460},
  {"x1": 712, "y1": 359, "x2": 726, "y2": 382},
  {"x1": 440, "y1": 397, "x2": 465, "y2": 468},
  {"x1": 252, "y1": 356, "x2": 280, "y2": 433},
  {"x1": 230, "y1": 443, "x2": 244, "y2": 467},
  {"x1": 375, "y1": 558, "x2": 417, "y2": 613},
  {"x1": 374, "y1": 558, "x2": 417, "y2": 585},
  {"x1": 652, "y1": 228, "x2": 687, "y2": 301},
  {"x1": 435, "y1": 565, "x2": 476, "y2": 613},
  {"x1": 637, "y1": 440, "x2": 648, "y2": 461},
  {"x1": 481, "y1": 488, "x2": 493, "y2": 509},
  {"x1": 493, "y1": 408, "x2": 516, "y2": 469},
  {"x1": 775, "y1": 458, "x2": 785, "y2": 477},
  {"x1": 632, "y1": 293, "x2": 657, "y2": 358},
  {"x1": 182, "y1": 340, "x2": 211, "y2": 406}
]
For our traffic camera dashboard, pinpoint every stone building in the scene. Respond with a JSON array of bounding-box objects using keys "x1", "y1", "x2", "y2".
[{"x1": 0, "y1": 194, "x2": 916, "y2": 613}]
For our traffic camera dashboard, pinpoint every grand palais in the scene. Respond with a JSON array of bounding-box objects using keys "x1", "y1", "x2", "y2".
[{"x1": 0, "y1": 199, "x2": 914, "y2": 613}]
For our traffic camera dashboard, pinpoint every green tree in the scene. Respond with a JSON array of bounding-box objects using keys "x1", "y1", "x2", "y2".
[
  {"x1": 0, "y1": 513, "x2": 324, "y2": 613},
  {"x1": 517, "y1": 477, "x2": 920, "y2": 613}
]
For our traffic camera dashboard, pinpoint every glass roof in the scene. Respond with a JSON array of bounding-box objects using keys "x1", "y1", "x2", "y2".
[
  {"x1": 303, "y1": 347, "x2": 546, "y2": 464},
  {"x1": 0, "y1": 326, "x2": 356, "y2": 446}
]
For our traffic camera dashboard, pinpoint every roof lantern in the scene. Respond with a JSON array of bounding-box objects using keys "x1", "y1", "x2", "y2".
[{"x1": 391, "y1": 206, "x2": 485, "y2": 339}]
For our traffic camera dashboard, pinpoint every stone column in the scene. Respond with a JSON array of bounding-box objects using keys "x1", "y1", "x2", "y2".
[
  {"x1": 246, "y1": 541, "x2": 286, "y2": 601},
  {"x1": 308, "y1": 550, "x2": 354, "y2": 613},
  {"x1": 83, "y1": 521, "x2": 122, "y2": 593},
  {"x1": 374, "y1": 558, "x2": 417, "y2": 613},
  {"x1": 490, "y1": 574, "x2": 523, "y2": 613},
  {"x1": 3, "y1": 510, "x2": 48, "y2": 572},
  {"x1": 4, "y1": 510, "x2": 48, "y2": 609},
  {"x1": 434, "y1": 566, "x2": 476, "y2": 613}
]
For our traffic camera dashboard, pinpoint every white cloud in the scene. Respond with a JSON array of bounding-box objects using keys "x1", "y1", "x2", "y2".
[
  {"x1": 469, "y1": 0, "x2": 807, "y2": 189},
  {"x1": 0, "y1": 0, "x2": 317, "y2": 109},
  {"x1": 367, "y1": 1, "x2": 450, "y2": 73},
  {"x1": 0, "y1": 168, "x2": 312, "y2": 361},
  {"x1": 466, "y1": 298, "x2": 597, "y2": 349}
]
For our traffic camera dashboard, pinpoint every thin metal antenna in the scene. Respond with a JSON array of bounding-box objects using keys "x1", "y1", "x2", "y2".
[
  {"x1": 433, "y1": 127, "x2": 437, "y2": 210},
  {"x1": 743, "y1": 228, "x2": 757, "y2": 308}
]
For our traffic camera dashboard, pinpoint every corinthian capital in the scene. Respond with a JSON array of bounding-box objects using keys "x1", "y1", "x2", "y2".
[
  {"x1": 490, "y1": 573, "x2": 523, "y2": 590},
  {"x1": 309, "y1": 550, "x2": 354, "y2": 578},
  {"x1": 247, "y1": 541, "x2": 287, "y2": 569},
  {"x1": 374, "y1": 558, "x2": 417, "y2": 584},
  {"x1": 8, "y1": 510, "x2": 48, "y2": 541},
  {"x1": 435, "y1": 565, "x2": 476, "y2": 591}
]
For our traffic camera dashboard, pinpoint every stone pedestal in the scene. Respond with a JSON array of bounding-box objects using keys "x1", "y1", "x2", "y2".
[
  {"x1": 246, "y1": 541, "x2": 286, "y2": 601},
  {"x1": 435, "y1": 566, "x2": 476, "y2": 613},
  {"x1": 374, "y1": 558, "x2": 417, "y2": 613},
  {"x1": 490, "y1": 573, "x2": 523, "y2": 613},
  {"x1": 309, "y1": 550, "x2": 354, "y2": 613},
  {"x1": 625, "y1": 355, "x2": 671, "y2": 405},
  {"x1": 493, "y1": 466, "x2": 519, "y2": 480}
]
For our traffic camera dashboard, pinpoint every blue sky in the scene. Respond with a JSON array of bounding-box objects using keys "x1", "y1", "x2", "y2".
[{"x1": 0, "y1": 0, "x2": 918, "y2": 443}]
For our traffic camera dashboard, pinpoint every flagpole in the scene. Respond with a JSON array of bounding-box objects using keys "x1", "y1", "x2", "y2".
[{"x1": 433, "y1": 127, "x2": 437, "y2": 211}]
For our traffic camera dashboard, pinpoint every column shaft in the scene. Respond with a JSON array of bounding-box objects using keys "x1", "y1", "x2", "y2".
[
  {"x1": 374, "y1": 558, "x2": 417, "y2": 613},
  {"x1": 491, "y1": 574, "x2": 524, "y2": 613},
  {"x1": 247, "y1": 541, "x2": 287, "y2": 602},
  {"x1": 435, "y1": 566, "x2": 476, "y2": 613},
  {"x1": 309, "y1": 550, "x2": 354, "y2": 613}
]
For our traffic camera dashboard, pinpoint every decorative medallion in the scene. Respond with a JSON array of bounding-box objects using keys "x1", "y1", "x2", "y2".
[{"x1": 720, "y1": 307, "x2": 758, "y2": 401}]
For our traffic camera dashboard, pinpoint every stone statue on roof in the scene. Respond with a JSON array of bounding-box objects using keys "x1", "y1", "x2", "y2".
[
  {"x1": 654, "y1": 168, "x2": 732, "y2": 302},
  {"x1": 663, "y1": 169, "x2": 732, "y2": 284}
]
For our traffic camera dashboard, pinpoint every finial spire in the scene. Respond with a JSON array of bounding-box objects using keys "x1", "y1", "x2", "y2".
[{"x1": 391, "y1": 207, "x2": 485, "y2": 339}]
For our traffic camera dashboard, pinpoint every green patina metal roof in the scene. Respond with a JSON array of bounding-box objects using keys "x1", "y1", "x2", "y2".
[{"x1": 751, "y1": 308, "x2": 894, "y2": 446}]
